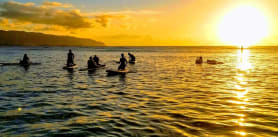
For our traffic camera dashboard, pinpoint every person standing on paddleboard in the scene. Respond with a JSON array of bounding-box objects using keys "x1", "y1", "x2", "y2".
[
  {"x1": 67, "y1": 49, "x2": 75, "y2": 66},
  {"x1": 118, "y1": 53, "x2": 127, "y2": 70}
]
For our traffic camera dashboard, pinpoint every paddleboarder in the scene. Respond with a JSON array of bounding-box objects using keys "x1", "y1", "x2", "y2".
[
  {"x1": 93, "y1": 55, "x2": 100, "y2": 65},
  {"x1": 88, "y1": 56, "x2": 97, "y2": 69},
  {"x1": 128, "y1": 53, "x2": 136, "y2": 62},
  {"x1": 20, "y1": 54, "x2": 30, "y2": 65},
  {"x1": 118, "y1": 53, "x2": 127, "y2": 70},
  {"x1": 67, "y1": 49, "x2": 75, "y2": 66}
]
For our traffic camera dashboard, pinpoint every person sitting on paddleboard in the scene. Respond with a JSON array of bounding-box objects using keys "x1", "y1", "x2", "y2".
[
  {"x1": 67, "y1": 49, "x2": 75, "y2": 66},
  {"x1": 128, "y1": 53, "x2": 136, "y2": 62},
  {"x1": 20, "y1": 54, "x2": 30, "y2": 65},
  {"x1": 118, "y1": 53, "x2": 127, "y2": 70},
  {"x1": 93, "y1": 55, "x2": 100, "y2": 65},
  {"x1": 196, "y1": 56, "x2": 203, "y2": 64},
  {"x1": 88, "y1": 56, "x2": 97, "y2": 69}
]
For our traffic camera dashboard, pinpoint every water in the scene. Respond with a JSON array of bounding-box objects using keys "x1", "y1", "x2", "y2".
[{"x1": 0, "y1": 46, "x2": 278, "y2": 137}]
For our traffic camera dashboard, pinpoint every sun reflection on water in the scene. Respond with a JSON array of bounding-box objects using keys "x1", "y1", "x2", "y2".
[
  {"x1": 233, "y1": 49, "x2": 252, "y2": 136},
  {"x1": 237, "y1": 49, "x2": 252, "y2": 71}
]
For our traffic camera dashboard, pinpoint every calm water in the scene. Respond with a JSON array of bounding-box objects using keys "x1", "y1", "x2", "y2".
[{"x1": 0, "y1": 46, "x2": 278, "y2": 137}]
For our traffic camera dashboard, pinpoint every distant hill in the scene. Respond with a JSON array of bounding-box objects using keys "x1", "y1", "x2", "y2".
[{"x1": 0, "y1": 30, "x2": 105, "y2": 47}]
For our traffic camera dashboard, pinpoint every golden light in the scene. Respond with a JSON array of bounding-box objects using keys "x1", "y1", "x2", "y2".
[
  {"x1": 237, "y1": 49, "x2": 252, "y2": 71},
  {"x1": 218, "y1": 5, "x2": 269, "y2": 47},
  {"x1": 235, "y1": 131, "x2": 247, "y2": 136}
]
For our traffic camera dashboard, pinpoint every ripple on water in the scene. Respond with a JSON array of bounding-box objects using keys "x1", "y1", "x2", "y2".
[{"x1": 1, "y1": 47, "x2": 278, "y2": 136}]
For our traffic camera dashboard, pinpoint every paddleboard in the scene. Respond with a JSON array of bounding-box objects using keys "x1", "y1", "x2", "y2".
[
  {"x1": 129, "y1": 61, "x2": 136, "y2": 64},
  {"x1": 195, "y1": 60, "x2": 203, "y2": 64},
  {"x1": 115, "y1": 61, "x2": 135, "y2": 64},
  {"x1": 207, "y1": 60, "x2": 224, "y2": 65},
  {"x1": 63, "y1": 64, "x2": 78, "y2": 69},
  {"x1": 106, "y1": 69, "x2": 128, "y2": 75},
  {"x1": 79, "y1": 65, "x2": 106, "y2": 71},
  {"x1": 0, "y1": 62, "x2": 41, "y2": 66}
]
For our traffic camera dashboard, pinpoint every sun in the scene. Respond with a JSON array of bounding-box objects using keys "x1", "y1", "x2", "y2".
[{"x1": 218, "y1": 5, "x2": 269, "y2": 47}]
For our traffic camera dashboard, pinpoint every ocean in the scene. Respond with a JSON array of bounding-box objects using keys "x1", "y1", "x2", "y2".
[{"x1": 0, "y1": 46, "x2": 277, "y2": 137}]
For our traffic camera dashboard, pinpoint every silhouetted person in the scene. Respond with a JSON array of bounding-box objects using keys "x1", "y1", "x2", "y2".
[
  {"x1": 20, "y1": 54, "x2": 30, "y2": 65},
  {"x1": 128, "y1": 53, "x2": 136, "y2": 62},
  {"x1": 67, "y1": 49, "x2": 75, "y2": 66},
  {"x1": 93, "y1": 55, "x2": 100, "y2": 65},
  {"x1": 118, "y1": 53, "x2": 127, "y2": 70},
  {"x1": 88, "y1": 56, "x2": 97, "y2": 69},
  {"x1": 195, "y1": 56, "x2": 203, "y2": 64}
]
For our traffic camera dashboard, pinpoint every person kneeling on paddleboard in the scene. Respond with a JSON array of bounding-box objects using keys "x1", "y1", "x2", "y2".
[
  {"x1": 128, "y1": 53, "x2": 136, "y2": 62},
  {"x1": 88, "y1": 56, "x2": 97, "y2": 69},
  {"x1": 93, "y1": 55, "x2": 100, "y2": 65},
  {"x1": 20, "y1": 54, "x2": 30, "y2": 65},
  {"x1": 67, "y1": 49, "x2": 75, "y2": 66},
  {"x1": 118, "y1": 53, "x2": 127, "y2": 70}
]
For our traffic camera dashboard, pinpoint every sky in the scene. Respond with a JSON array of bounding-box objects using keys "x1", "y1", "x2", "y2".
[{"x1": 0, "y1": 0, "x2": 278, "y2": 46}]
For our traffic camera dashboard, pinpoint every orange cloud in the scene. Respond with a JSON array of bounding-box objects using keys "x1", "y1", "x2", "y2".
[
  {"x1": 91, "y1": 10, "x2": 160, "y2": 27},
  {"x1": 0, "y1": 1, "x2": 90, "y2": 28}
]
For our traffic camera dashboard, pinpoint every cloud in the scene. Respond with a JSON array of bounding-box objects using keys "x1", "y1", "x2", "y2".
[
  {"x1": 91, "y1": 10, "x2": 160, "y2": 28},
  {"x1": 42, "y1": 1, "x2": 72, "y2": 8},
  {"x1": 86, "y1": 10, "x2": 161, "y2": 17},
  {"x1": 0, "y1": 1, "x2": 91, "y2": 28},
  {"x1": 0, "y1": 1, "x2": 161, "y2": 30},
  {"x1": 95, "y1": 14, "x2": 127, "y2": 27},
  {"x1": 0, "y1": 18, "x2": 9, "y2": 26}
]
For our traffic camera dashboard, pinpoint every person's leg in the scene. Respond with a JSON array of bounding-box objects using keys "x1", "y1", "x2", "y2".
[
  {"x1": 118, "y1": 64, "x2": 124, "y2": 70},
  {"x1": 67, "y1": 60, "x2": 70, "y2": 66}
]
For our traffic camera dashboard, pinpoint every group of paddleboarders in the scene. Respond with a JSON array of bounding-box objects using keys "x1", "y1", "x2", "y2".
[
  {"x1": 19, "y1": 49, "x2": 136, "y2": 70},
  {"x1": 87, "y1": 55, "x2": 100, "y2": 69},
  {"x1": 65, "y1": 49, "x2": 135, "y2": 70},
  {"x1": 195, "y1": 56, "x2": 223, "y2": 65}
]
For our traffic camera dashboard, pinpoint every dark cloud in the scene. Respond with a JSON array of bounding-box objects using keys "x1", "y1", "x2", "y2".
[{"x1": 0, "y1": 1, "x2": 91, "y2": 28}]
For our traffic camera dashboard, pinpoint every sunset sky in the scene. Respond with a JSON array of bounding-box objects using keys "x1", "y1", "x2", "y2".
[{"x1": 0, "y1": 0, "x2": 278, "y2": 46}]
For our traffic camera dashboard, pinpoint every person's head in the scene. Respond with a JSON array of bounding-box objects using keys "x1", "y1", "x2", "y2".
[
  {"x1": 128, "y1": 53, "x2": 131, "y2": 55},
  {"x1": 69, "y1": 49, "x2": 72, "y2": 53},
  {"x1": 121, "y1": 53, "x2": 124, "y2": 57},
  {"x1": 94, "y1": 55, "x2": 97, "y2": 57},
  {"x1": 89, "y1": 56, "x2": 93, "y2": 60}
]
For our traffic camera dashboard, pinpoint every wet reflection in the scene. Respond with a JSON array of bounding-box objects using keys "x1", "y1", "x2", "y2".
[
  {"x1": 232, "y1": 48, "x2": 252, "y2": 136},
  {"x1": 119, "y1": 75, "x2": 126, "y2": 83},
  {"x1": 23, "y1": 66, "x2": 29, "y2": 71},
  {"x1": 87, "y1": 69, "x2": 96, "y2": 76},
  {"x1": 66, "y1": 69, "x2": 74, "y2": 82}
]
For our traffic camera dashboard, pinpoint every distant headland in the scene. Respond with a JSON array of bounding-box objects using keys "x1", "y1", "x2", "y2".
[{"x1": 0, "y1": 30, "x2": 105, "y2": 47}]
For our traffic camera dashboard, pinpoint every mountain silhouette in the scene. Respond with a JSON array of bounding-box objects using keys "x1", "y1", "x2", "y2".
[{"x1": 0, "y1": 30, "x2": 105, "y2": 47}]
